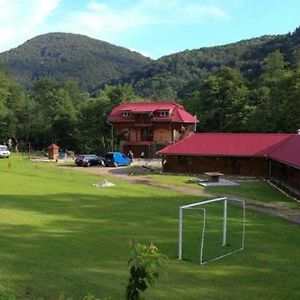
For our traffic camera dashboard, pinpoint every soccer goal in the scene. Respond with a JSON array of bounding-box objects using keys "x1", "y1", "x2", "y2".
[{"x1": 178, "y1": 197, "x2": 245, "y2": 264}]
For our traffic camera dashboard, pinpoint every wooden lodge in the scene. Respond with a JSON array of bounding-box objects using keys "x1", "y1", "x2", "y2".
[
  {"x1": 107, "y1": 102, "x2": 198, "y2": 158},
  {"x1": 157, "y1": 133, "x2": 300, "y2": 198}
]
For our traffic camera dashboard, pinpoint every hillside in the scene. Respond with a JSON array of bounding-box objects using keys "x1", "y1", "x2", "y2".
[
  {"x1": 0, "y1": 28, "x2": 299, "y2": 153},
  {"x1": 0, "y1": 32, "x2": 151, "y2": 91},
  {"x1": 0, "y1": 28, "x2": 299, "y2": 96},
  {"x1": 124, "y1": 27, "x2": 300, "y2": 99}
]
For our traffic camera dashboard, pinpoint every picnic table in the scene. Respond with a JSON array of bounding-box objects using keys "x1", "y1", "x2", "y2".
[{"x1": 204, "y1": 172, "x2": 224, "y2": 182}]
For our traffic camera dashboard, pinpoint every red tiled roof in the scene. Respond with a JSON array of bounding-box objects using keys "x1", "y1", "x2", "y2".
[
  {"x1": 269, "y1": 135, "x2": 300, "y2": 169},
  {"x1": 158, "y1": 133, "x2": 296, "y2": 160},
  {"x1": 108, "y1": 101, "x2": 198, "y2": 123},
  {"x1": 120, "y1": 102, "x2": 179, "y2": 112},
  {"x1": 47, "y1": 143, "x2": 59, "y2": 149},
  {"x1": 173, "y1": 109, "x2": 198, "y2": 123}
]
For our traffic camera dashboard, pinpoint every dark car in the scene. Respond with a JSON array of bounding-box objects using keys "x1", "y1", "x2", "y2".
[
  {"x1": 75, "y1": 154, "x2": 104, "y2": 167},
  {"x1": 104, "y1": 152, "x2": 132, "y2": 167}
]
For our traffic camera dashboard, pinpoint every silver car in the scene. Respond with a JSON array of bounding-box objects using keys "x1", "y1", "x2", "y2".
[{"x1": 0, "y1": 145, "x2": 11, "y2": 158}]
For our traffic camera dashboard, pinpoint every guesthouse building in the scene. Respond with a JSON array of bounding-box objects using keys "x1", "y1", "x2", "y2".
[{"x1": 107, "y1": 102, "x2": 198, "y2": 158}]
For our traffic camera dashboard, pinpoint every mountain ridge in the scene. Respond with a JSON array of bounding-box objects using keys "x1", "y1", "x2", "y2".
[
  {"x1": 122, "y1": 28, "x2": 300, "y2": 99},
  {"x1": 0, "y1": 32, "x2": 152, "y2": 91},
  {"x1": 0, "y1": 28, "x2": 299, "y2": 95}
]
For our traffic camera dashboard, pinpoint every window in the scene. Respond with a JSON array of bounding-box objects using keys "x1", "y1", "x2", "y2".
[
  {"x1": 105, "y1": 153, "x2": 113, "y2": 159},
  {"x1": 141, "y1": 128, "x2": 153, "y2": 141},
  {"x1": 159, "y1": 110, "x2": 169, "y2": 117},
  {"x1": 122, "y1": 111, "x2": 131, "y2": 117}
]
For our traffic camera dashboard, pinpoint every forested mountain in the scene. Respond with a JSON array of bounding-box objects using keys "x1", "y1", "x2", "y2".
[
  {"x1": 124, "y1": 27, "x2": 300, "y2": 99},
  {"x1": 0, "y1": 32, "x2": 151, "y2": 91},
  {"x1": 0, "y1": 28, "x2": 299, "y2": 153},
  {"x1": 1, "y1": 28, "x2": 299, "y2": 96}
]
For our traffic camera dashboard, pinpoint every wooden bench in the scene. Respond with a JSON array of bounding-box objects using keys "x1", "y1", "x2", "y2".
[{"x1": 204, "y1": 172, "x2": 224, "y2": 182}]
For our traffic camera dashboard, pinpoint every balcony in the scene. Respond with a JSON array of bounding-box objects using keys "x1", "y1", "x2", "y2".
[{"x1": 134, "y1": 114, "x2": 152, "y2": 126}]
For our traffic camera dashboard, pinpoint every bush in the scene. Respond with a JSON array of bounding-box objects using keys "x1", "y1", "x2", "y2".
[{"x1": 126, "y1": 241, "x2": 167, "y2": 300}]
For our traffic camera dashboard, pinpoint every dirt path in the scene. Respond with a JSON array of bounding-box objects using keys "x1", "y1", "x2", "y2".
[
  {"x1": 64, "y1": 164, "x2": 211, "y2": 196},
  {"x1": 63, "y1": 164, "x2": 300, "y2": 225},
  {"x1": 245, "y1": 203, "x2": 300, "y2": 224}
]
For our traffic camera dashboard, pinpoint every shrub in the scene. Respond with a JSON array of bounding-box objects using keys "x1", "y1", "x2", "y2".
[{"x1": 126, "y1": 241, "x2": 167, "y2": 300}]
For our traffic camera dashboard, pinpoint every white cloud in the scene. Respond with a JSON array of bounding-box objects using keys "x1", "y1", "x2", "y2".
[
  {"x1": 0, "y1": 0, "x2": 229, "y2": 54},
  {"x1": 54, "y1": 0, "x2": 229, "y2": 53},
  {"x1": 59, "y1": 1, "x2": 153, "y2": 39},
  {"x1": 63, "y1": 0, "x2": 229, "y2": 35},
  {"x1": 136, "y1": 0, "x2": 229, "y2": 22},
  {"x1": 129, "y1": 48, "x2": 151, "y2": 58},
  {"x1": 31, "y1": 1, "x2": 61, "y2": 24},
  {"x1": 0, "y1": 0, "x2": 61, "y2": 52}
]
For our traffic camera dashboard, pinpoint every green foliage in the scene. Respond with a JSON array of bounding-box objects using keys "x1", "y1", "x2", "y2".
[
  {"x1": 261, "y1": 50, "x2": 286, "y2": 81},
  {"x1": 127, "y1": 27, "x2": 300, "y2": 99},
  {"x1": 246, "y1": 53, "x2": 300, "y2": 132},
  {"x1": 0, "y1": 32, "x2": 150, "y2": 91},
  {"x1": 181, "y1": 50, "x2": 299, "y2": 133},
  {"x1": 29, "y1": 77, "x2": 84, "y2": 150},
  {"x1": 0, "y1": 72, "x2": 27, "y2": 145},
  {"x1": 0, "y1": 28, "x2": 300, "y2": 152},
  {"x1": 76, "y1": 84, "x2": 137, "y2": 153},
  {"x1": 126, "y1": 242, "x2": 167, "y2": 300},
  {"x1": 82, "y1": 294, "x2": 101, "y2": 300},
  {"x1": 183, "y1": 67, "x2": 249, "y2": 132}
]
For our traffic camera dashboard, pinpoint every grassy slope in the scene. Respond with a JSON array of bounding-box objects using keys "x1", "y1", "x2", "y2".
[
  {"x1": 0, "y1": 157, "x2": 300, "y2": 299},
  {"x1": 149, "y1": 174, "x2": 298, "y2": 208}
]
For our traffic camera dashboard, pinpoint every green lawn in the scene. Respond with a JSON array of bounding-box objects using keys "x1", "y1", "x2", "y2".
[
  {"x1": 0, "y1": 157, "x2": 300, "y2": 299},
  {"x1": 149, "y1": 174, "x2": 198, "y2": 188},
  {"x1": 149, "y1": 173, "x2": 298, "y2": 208},
  {"x1": 209, "y1": 181, "x2": 300, "y2": 208}
]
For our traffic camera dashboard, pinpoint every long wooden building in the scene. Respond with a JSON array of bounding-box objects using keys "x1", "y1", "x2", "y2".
[{"x1": 157, "y1": 133, "x2": 300, "y2": 198}]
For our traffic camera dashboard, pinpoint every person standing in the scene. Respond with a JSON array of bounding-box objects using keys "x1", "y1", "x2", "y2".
[{"x1": 128, "y1": 150, "x2": 134, "y2": 160}]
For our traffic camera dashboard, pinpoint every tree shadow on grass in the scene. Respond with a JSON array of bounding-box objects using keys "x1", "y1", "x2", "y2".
[
  {"x1": 0, "y1": 192, "x2": 300, "y2": 299},
  {"x1": 0, "y1": 191, "x2": 189, "y2": 298}
]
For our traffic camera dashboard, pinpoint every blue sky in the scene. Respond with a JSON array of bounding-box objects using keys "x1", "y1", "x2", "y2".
[{"x1": 0, "y1": 0, "x2": 299, "y2": 59}]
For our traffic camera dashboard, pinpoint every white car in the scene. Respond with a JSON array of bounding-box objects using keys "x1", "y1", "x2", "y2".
[{"x1": 0, "y1": 145, "x2": 10, "y2": 158}]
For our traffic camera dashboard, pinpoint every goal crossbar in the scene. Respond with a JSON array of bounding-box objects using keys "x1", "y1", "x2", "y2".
[
  {"x1": 180, "y1": 197, "x2": 227, "y2": 209},
  {"x1": 179, "y1": 197, "x2": 245, "y2": 264}
]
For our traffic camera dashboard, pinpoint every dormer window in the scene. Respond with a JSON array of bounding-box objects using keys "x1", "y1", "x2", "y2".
[
  {"x1": 122, "y1": 111, "x2": 131, "y2": 117},
  {"x1": 159, "y1": 110, "x2": 169, "y2": 117}
]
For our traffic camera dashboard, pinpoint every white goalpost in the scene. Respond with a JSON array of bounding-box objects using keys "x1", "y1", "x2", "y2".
[{"x1": 178, "y1": 197, "x2": 245, "y2": 264}]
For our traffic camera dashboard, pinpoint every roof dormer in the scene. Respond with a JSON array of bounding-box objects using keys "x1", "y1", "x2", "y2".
[
  {"x1": 158, "y1": 110, "x2": 170, "y2": 117},
  {"x1": 122, "y1": 111, "x2": 132, "y2": 117}
]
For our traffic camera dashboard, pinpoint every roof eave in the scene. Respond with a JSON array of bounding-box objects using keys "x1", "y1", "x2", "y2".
[
  {"x1": 157, "y1": 153, "x2": 267, "y2": 157},
  {"x1": 270, "y1": 157, "x2": 300, "y2": 170}
]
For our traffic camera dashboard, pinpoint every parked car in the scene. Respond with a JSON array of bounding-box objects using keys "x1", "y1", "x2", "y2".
[
  {"x1": 104, "y1": 152, "x2": 132, "y2": 167},
  {"x1": 0, "y1": 145, "x2": 10, "y2": 158},
  {"x1": 75, "y1": 154, "x2": 104, "y2": 167}
]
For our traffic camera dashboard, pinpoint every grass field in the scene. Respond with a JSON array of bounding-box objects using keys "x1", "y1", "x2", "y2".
[
  {"x1": 149, "y1": 173, "x2": 298, "y2": 208},
  {"x1": 0, "y1": 156, "x2": 300, "y2": 299}
]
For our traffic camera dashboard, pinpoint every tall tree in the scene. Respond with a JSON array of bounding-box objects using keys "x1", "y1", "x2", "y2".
[
  {"x1": 183, "y1": 67, "x2": 249, "y2": 132},
  {"x1": 76, "y1": 84, "x2": 137, "y2": 154},
  {"x1": 0, "y1": 72, "x2": 27, "y2": 148},
  {"x1": 30, "y1": 78, "x2": 84, "y2": 150},
  {"x1": 260, "y1": 50, "x2": 286, "y2": 84},
  {"x1": 247, "y1": 50, "x2": 294, "y2": 132}
]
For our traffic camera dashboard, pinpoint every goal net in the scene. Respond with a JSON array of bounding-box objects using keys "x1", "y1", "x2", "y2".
[{"x1": 178, "y1": 197, "x2": 245, "y2": 264}]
